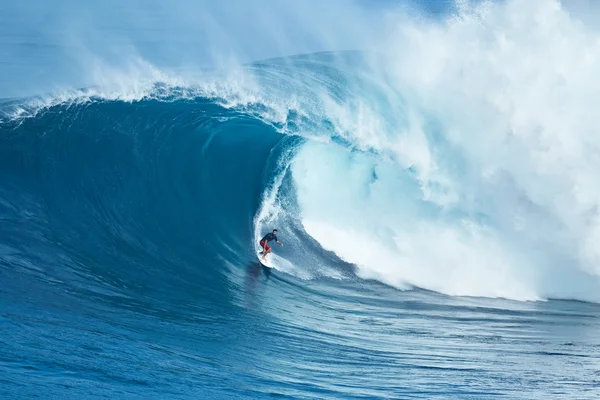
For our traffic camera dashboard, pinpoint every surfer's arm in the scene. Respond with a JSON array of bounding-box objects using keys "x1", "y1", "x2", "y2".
[{"x1": 277, "y1": 240, "x2": 283, "y2": 246}]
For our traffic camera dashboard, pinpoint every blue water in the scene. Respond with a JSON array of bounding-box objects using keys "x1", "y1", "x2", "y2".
[{"x1": 2, "y1": 1, "x2": 600, "y2": 399}]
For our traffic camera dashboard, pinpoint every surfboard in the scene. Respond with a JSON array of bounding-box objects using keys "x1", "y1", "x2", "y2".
[
  {"x1": 255, "y1": 252, "x2": 302, "y2": 277},
  {"x1": 258, "y1": 257, "x2": 273, "y2": 268},
  {"x1": 257, "y1": 250, "x2": 274, "y2": 268}
]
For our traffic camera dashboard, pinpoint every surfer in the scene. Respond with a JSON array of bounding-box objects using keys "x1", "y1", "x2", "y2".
[{"x1": 259, "y1": 229, "x2": 283, "y2": 261}]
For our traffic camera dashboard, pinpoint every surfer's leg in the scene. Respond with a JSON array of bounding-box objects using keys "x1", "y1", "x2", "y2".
[
  {"x1": 261, "y1": 249, "x2": 269, "y2": 261},
  {"x1": 261, "y1": 243, "x2": 271, "y2": 260}
]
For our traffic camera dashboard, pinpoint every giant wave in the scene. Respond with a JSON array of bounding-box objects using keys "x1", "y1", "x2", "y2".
[
  {"x1": 1, "y1": 2, "x2": 600, "y2": 308},
  {"x1": 4, "y1": 41, "x2": 600, "y2": 304},
  {"x1": 4, "y1": 1, "x2": 600, "y2": 398}
]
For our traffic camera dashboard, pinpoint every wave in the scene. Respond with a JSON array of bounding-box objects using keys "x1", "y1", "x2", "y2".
[
  {"x1": 4, "y1": 0, "x2": 600, "y2": 305},
  {"x1": 0, "y1": 96, "x2": 284, "y2": 309},
  {"x1": 251, "y1": 0, "x2": 600, "y2": 303}
]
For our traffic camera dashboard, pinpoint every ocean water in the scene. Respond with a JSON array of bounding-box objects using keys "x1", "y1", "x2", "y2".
[{"x1": 2, "y1": 0, "x2": 600, "y2": 399}]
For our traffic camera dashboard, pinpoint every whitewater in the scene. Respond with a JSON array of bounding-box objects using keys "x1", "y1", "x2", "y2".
[{"x1": 2, "y1": 0, "x2": 600, "y2": 398}]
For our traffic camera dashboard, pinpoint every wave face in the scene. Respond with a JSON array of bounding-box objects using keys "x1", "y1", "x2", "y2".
[
  {"x1": 0, "y1": 94, "x2": 283, "y2": 301},
  {"x1": 4, "y1": 1, "x2": 600, "y2": 398}
]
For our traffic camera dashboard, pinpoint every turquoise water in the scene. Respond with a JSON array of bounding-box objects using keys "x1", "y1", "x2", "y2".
[{"x1": 2, "y1": 1, "x2": 600, "y2": 399}]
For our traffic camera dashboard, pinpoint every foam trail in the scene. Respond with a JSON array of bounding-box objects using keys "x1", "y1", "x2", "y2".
[
  {"x1": 253, "y1": 138, "x2": 349, "y2": 281},
  {"x1": 252, "y1": 141, "x2": 315, "y2": 279}
]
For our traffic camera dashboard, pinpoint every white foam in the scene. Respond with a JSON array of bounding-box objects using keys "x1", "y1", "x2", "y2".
[{"x1": 286, "y1": 0, "x2": 600, "y2": 302}]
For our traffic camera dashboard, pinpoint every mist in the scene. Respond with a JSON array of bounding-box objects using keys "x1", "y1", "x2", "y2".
[{"x1": 0, "y1": 0, "x2": 451, "y2": 98}]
